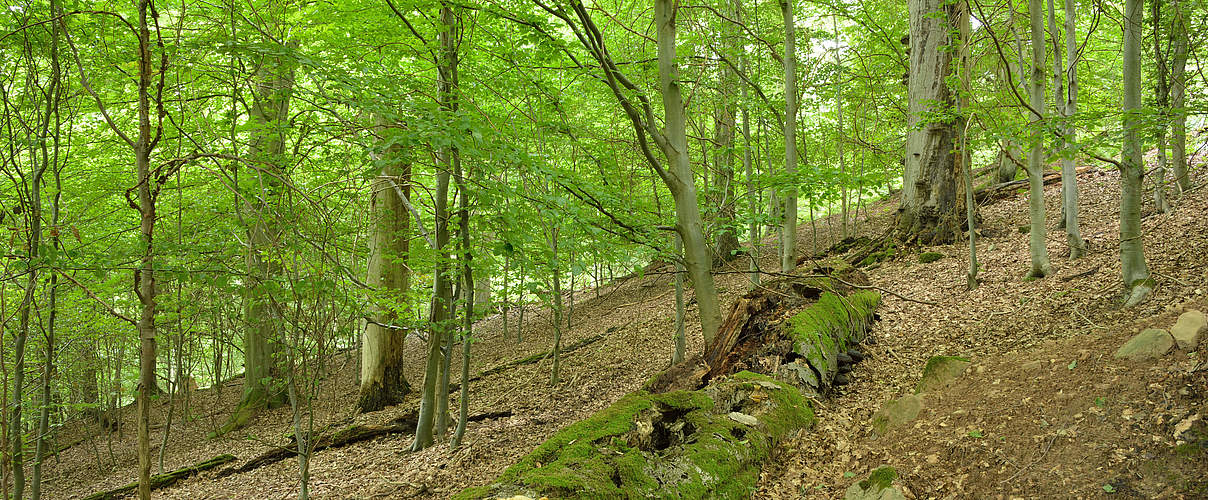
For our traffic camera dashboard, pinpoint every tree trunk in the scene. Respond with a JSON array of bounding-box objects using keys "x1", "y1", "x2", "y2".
[
  {"x1": 656, "y1": 0, "x2": 723, "y2": 346},
  {"x1": 779, "y1": 0, "x2": 798, "y2": 272},
  {"x1": 1151, "y1": 0, "x2": 1171, "y2": 213},
  {"x1": 740, "y1": 36, "x2": 759, "y2": 289},
  {"x1": 412, "y1": 2, "x2": 458, "y2": 452},
  {"x1": 450, "y1": 152, "x2": 473, "y2": 448},
  {"x1": 1121, "y1": 0, "x2": 1151, "y2": 307},
  {"x1": 1170, "y1": 0, "x2": 1189, "y2": 192},
  {"x1": 712, "y1": 63, "x2": 740, "y2": 262},
  {"x1": 833, "y1": 15, "x2": 848, "y2": 239},
  {"x1": 1025, "y1": 0, "x2": 1052, "y2": 277},
  {"x1": 898, "y1": 0, "x2": 967, "y2": 245},
  {"x1": 548, "y1": 226, "x2": 564, "y2": 385},
  {"x1": 1053, "y1": 0, "x2": 1085, "y2": 258},
  {"x1": 229, "y1": 39, "x2": 297, "y2": 433},
  {"x1": 673, "y1": 234, "x2": 687, "y2": 364},
  {"x1": 358, "y1": 126, "x2": 412, "y2": 413}
]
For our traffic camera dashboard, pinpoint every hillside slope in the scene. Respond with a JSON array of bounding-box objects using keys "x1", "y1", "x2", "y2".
[{"x1": 43, "y1": 167, "x2": 1207, "y2": 498}]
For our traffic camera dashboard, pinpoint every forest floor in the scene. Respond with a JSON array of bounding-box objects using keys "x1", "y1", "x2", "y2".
[{"x1": 42, "y1": 165, "x2": 1207, "y2": 499}]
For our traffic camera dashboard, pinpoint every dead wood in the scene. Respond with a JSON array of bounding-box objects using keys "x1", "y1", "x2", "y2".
[
  {"x1": 83, "y1": 454, "x2": 236, "y2": 500},
  {"x1": 216, "y1": 410, "x2": 512, "y2": 478}
]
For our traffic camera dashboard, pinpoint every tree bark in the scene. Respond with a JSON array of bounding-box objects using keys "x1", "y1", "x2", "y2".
[
  {"x1": 779, "y1": 0, "x2": 798, "y2": 272},
  {"x1": 1151, "y1": 0, "x2": 1171, "y2": 213},
  {"x1": 412, "y1": 1, "x2": 458, "y2": 452},
  {"x1": 358, "y1": 124, "x2": 412, "y2": 413},
  {"x1": 1170, "y1": 0, "x2": 1189, "y2": 192},
  {"x1": 1025, "y1": 0, "x2": 1052, "y2": 277},
  {"x1": 232, "y1": 38, "x2": 297, "y2": 431},
  {"x1": 898, "y1": 0, "x2": 967, "y2": 245},
  {"x1": 655, "y1": 0, "x2": 724, "y2": 346},
  {"x1": 1053, "y1": 0, "x2": 1085, "y2": 258},
  {"x1": 1121, "y1": 0, "x2": 1152, "y2": 307}
]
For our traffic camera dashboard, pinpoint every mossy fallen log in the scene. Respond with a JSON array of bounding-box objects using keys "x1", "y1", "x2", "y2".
[
  {"x1": 83, "y1": 454, "x2": 236, "y2": 500},
  {"x1": 457, "y1": 269, "x2": 880, "y2": 499},
  {"x1": 454, "y1": 373, "x2": 811, "y2": 500}
]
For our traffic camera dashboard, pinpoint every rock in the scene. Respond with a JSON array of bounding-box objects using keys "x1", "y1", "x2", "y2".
[
  {"x1": 838, "y1": 352, "x2": 854, "y2": 365},
  {"x1": 728, "y1": 412, "x2": 758, "y2": 426},
  {"x1": 870, "y1": 394, "x2": 924, "y2": 437},
  {"x1": 1114, "y1": 328, "x2": 1175, "y2": 361},
  {"x1": 915, "y1": 355, "x2": 971, "y2": 394},
  {"x1": 847, "y1": 348, "x2": 865, "y2": 363},
  {"x1": 844, "y1": 465, "x2": 906, "y2": 500},
  {"x1": 834, "y1": 373, "x2": 851, "y2": 385},
  {"x1": 1170, "y1": 310, "x2": 1206, "y2": 351},
  {"x1": 918, "y1": 252, "x2": 943, "y2": 264}
]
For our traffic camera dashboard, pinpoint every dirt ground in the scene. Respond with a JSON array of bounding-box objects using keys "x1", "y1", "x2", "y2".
[{"x1": 40, "y1": 166, "x2": 1207, "y2": 499}]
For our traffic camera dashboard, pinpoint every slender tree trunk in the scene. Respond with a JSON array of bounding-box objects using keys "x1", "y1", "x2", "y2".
[
  {"x1": 741, "y1": 54, "x2": 758, "y2": 289},
  {"x1": 1025, "y1": 0, "x2": 1052, "y2": 277},
  {"x1": 1053, "y1": 0, "x2": 1085, "y2": 258},
  {"x1": 1121, "y1": 0, "x2": 1151, "y2": 307},
  {"x1": 412, "y1": 2, "x2": 458, "y2": 451},
  {"x1": 712, "y1": 51, "x2": 740, "y2": 262},
  {"x1": 450, "y1": 153, "x2": 473, "y2": 448},
  {"x1": 1170, "y1": 0, "x2": 1189, "y2": 193},
  {"x1": 548, "y1": 227, "x2": 563, "y2": 385},
  {"x1": 833, "y1": 15, "x2": 848, "y2": 239},
  {"x1": 779, "y1": 0, "x2": 798, "y2": 272},
  {"x1": 655, "y1": 0, "x2": 723, "y2": 346},
  {"x1": 672, "y1": 234, "x2": 686, "y2": 364},
  {"x1": 1152, "y1": 0, "x2": 1171, "y2": 213}
]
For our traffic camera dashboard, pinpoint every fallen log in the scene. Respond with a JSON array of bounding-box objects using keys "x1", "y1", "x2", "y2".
[
  {"x1": 455, "y1": 333, "x2": 606, "y2": 390},
  {"x1": 974, "y1": 167, "x2": 1093, "y2": 204},
  {"x1": 83, "y1": 454, "x2": 236, "y2": 500},
  {"x1": 218, "y1": 410, "x2": 513, "y2": 478},
  {"x1": 456, "y1": 261, "x2": 880, "y2": 499}
]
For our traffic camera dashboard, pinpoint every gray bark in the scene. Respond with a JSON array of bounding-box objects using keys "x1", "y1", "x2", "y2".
[
  {"x1": 1025, "y1": 0, "x2": 1052, "y2": 277},
  {"x1": 779, "y1": 0, "x2": 798, "y2": 272},
  {"x1": 899, "y1": 0, "x2": 967, "y2": 245},
  {"x1": 1170, "y1": 0, "x2": 1189, "y2": 192},
  {"x1": 1053, "y1": 0, "x2": 1085, "y2": 258},
  {"x1": 1121, "y1": 0, "x2": 1152, "y2": 307}
]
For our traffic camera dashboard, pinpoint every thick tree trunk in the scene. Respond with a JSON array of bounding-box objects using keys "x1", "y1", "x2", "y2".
[
  {"x1": 898, "y1": 0, "x2": 967, "y2": 245},
  {"x1": 229, "y1": 40, "x2": 297, "y2": 433},
  {"x1": 779, "y1": 0, "x2": 798, "y2": 272},
  {"x1": 1025, "y1": 0, "x2": 1052, "y2": 277},
  {"x1": 1121, "y1": 0, "x2": 1151, "y2": 307},
  {"x1": 358, "y1": 131, "x2": 412, "y2": 413}
]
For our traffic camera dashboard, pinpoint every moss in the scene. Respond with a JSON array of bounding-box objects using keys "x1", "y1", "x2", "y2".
[
  {"x1": 918, "y1": 252, "x2": 943, "y2": 264},
  {"x1": 859, "y1": 465, "x2": 897, "y2": 490},
  {"x1": 461, "y1": 374, "x2": 816, "y2": 499},
  {"x1": 915, "y1": 355, "x2": 971, "y2": 394},
  {"x1": 787, "y1": 291, "x2": 881, "y2": 372}
]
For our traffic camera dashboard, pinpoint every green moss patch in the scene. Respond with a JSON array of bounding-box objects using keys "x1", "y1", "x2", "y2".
[
  {"x1": 788, "y1": 290, "x2": 881, "y2": 386},
  {"x1": 918, "y1": 252, "x2": 943, "y2": 264},
  {"x1": 915, "y1": 355, "x2": 971, "y2": 394},
  {"x1": 456, "y1": 374, "x2": 814, "y2": 499}
]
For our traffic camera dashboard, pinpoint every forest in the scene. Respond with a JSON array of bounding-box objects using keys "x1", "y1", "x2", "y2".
[{"x1": 1, "y1": 0, "x2": 1206, "y2": 496}]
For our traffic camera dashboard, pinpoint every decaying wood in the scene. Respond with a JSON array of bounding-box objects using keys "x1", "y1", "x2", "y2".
[
  {"x1": 83, "y1": 454, "x2": 236, "y2": 500},
  {"x1": 216, "y1": 410, "x2": 512, "y2": 478},
  {"x1": 974, "y1": 167, "x2": 1091, "y2": 204}
]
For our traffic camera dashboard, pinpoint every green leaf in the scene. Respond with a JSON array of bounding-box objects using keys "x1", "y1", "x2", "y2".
[
  {"x1": 1103, "y1": 484, "x2": 1116, "y2": 493},
  {"x1": 1067, "y1": 360, "x2": 1077, "y2": 370},
  {"x1": 967, "y1": 430, "x2": 983, "y2": 438}
]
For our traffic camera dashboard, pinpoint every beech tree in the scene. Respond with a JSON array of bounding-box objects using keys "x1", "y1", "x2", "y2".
[{"x1": 898, "y1": 0, "x2": 969, "y2": 245}]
